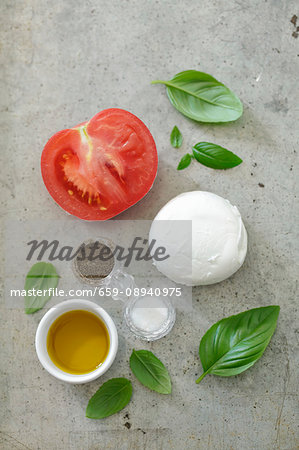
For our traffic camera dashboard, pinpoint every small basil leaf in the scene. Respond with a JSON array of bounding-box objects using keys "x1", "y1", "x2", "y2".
[
  {"x1": 196, "y1": 306, "x2": 280, "y2": 384},
  {"x1": 25, "y1": 262, "x2": 59, "y2": 314},
  {"x1": 177, "y1": 153, "x2": 192, "y2": 170},
  {"x1": 192, "y1": 142, "x2": 242, "y2": 169},
  {"x1": 86, "y1": 378, "x2": 132, "y2": 419},
  {"x1": 130, "y1": 349, "x2": 171, "y2": 394},
  {"x1": 152, "y1": 70, "x2": 243, "y2": 123},
  {"x1": 170, "y1": 126, "x2": 183, "y2": 148}
]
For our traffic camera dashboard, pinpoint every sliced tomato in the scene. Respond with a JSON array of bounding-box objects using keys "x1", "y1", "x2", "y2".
[{"x1": 41, "y1": 109, "x2": 158, "y2": 220}]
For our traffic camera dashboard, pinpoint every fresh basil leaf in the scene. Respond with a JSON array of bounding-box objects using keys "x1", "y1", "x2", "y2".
[
  {"x1": 196, "y1": 306, "x2": 280, "y2": 384},
  {"x1": 25, "y1": 262, "x2": 59, "y2": 314},
  {"x1": 170, "y1": 125, "x2": 183, "y2": 148},
  {"x1": 152, "y1": 70, "x2": 243, "y2": 123},
  {"x1": 86, "y1": 378, "x2": 132, "y2": 419},
  {"x1": 130, "y1": 349, "x2": 171, "y2": 394},
  {"x1": 192, "y1": 142, "x2": 242, "y2": 169},
  {"x1": 177, "y1": 153, "x2": 192, "y2": 170}
]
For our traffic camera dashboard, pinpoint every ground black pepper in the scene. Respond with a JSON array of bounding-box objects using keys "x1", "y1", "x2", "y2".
[{"x1": 73, "y1": 240, "x2": 115, "y2": 282}]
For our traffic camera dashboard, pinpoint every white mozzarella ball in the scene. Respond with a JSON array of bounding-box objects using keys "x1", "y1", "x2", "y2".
[{"x1": 149, "y1": 191, "x2": 247, "y2": 286}]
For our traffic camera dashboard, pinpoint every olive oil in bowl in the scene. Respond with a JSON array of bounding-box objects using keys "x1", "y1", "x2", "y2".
[{"x1": 47, "y1": 310, "x2": 110, "y2": 375}]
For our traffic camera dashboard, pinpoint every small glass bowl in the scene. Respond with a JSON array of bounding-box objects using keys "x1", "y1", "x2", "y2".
[
  {"x1": 72, "y1": 237, "x2": 117, "y2": 287},
  {"x1": 124, "y1": 295, "x2": 176, "y2": 341}
]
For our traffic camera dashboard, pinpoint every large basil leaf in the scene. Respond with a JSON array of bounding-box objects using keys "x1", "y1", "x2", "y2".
[
  {"x1": 25, "y1": 262, "x2": 59, "y2": 314},
  {"x1": 196, "y1": 306, "x2": 280, "y2": 383},
  {"x1": 86, "y1": 378, "x2": 132, "y2": 419},
  {"x1": 152, "y1": 70, "x2": 243, "y2": 123},
  {"x1": 170, "y1": 125, "x2": 183, "y2": 148},
  {"x1": 192, "y1": 142, "x2": 242, "y2": 169},
  {"x1": 130, "y1": 349, "x2": 171, "y2": 394}
]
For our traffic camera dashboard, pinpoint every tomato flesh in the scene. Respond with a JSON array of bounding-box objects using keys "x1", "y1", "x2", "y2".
[{"x1": 41, "y1": 109, "x2": 158, "y2": 220}]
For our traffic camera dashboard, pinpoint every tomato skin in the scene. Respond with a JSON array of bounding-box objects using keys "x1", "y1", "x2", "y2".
[{"x1": 41, "y1": 109, "x2": 158, "y2": 220}]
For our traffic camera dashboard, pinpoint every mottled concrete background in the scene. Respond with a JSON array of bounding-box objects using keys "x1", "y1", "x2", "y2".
[{"x1": 1, "y1": 1, "x2": 298, "y2": 449}]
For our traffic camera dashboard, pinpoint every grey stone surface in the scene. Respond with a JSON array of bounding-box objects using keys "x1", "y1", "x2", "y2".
[{"x1": 1, "y1": 1, "x2": 299, "y2": 449}]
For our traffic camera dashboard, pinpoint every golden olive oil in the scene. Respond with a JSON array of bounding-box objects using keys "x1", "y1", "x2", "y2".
[{"x1": 47, "y1": 310, "x2": 110, "y2": 374}]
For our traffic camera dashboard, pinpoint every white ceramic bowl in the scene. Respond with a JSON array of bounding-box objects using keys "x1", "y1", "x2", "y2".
[{"x1": 35, "y1": 299, "x2": 118, "y2": 384}]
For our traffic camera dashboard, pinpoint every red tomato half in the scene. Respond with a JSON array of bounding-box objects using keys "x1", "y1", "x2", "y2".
[{"x1": 41, "y1": 109, "x2": 158, "y2": 220}]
